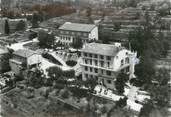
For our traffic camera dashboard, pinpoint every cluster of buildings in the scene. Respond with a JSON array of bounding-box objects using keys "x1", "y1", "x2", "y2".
[
  {"x1": 0, "y1": 19, "x2": 138, "y2": 90},
  {"x1": 0, "y1": 0, "x2": 170, "y2": 91}
]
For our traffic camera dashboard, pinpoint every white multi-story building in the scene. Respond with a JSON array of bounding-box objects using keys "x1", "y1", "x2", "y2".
[
  {"x1": 80, "y1": 43, "x2": 137, "y2": 89},
  {"x1": 58, "y1": 22, "x2": 98, "y2": 46}
]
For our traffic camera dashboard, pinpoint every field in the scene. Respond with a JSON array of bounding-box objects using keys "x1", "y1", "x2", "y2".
[{"x1": 0, "y1": 87, "x2": 87, "y2": 117}]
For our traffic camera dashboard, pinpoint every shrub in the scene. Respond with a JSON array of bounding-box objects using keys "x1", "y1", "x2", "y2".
[
  {"x1": 60, "y1": 88, "x2": 70, "y2": 99},
  {"x1": 63, "y1": 70, "x2": 75, "y2": 78},
  {"x1": 66, "y1": 60, "x2": 77, "y2": 67}
]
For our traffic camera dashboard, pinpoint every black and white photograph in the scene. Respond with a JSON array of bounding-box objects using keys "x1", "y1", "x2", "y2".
[{"x1": 0, "y1": 0, "x2": 170, "y2": 117}]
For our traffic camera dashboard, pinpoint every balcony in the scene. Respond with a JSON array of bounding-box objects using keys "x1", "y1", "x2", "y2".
[{"x1": 80, "y1": 62, "x2": 115, "y2": 71}]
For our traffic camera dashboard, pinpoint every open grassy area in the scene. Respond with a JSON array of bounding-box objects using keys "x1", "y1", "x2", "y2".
[{"x1": 0, "y1": 87, "x2": 86, "y2": 117}]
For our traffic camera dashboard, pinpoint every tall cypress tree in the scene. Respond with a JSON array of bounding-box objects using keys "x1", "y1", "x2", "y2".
[{"x1": 5, "y1": 19, "x2": 10, "y2": 35}]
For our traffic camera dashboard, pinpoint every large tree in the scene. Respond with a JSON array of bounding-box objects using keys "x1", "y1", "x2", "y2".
[
  {"x1": 38, "y1": 30, "x2": 55, "y2": 48},
  {"x1": 31, "y1": 12, "x2": 39, "y2": 28},
  {"x1": 5, "y1": 19, "x2": 10, "y2": 35},
  {"x1": 0, "y1": 52, "x2": 12, "y2": 73},
  {"x1": 16, "y1": 20, "x2": 26, "y2": 31},
  {"x1": 72, "y1": 36, "x2": 83, "y2": 50},
  {"x1": 26, "y1": 68, "x2": 44, "y2": 88},
  {"x1": 115, "y1": 73, "x2": 129, "y2": 95}
]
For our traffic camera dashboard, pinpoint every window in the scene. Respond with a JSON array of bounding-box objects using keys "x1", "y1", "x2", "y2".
[
  {"x1": 84, "y1": 53, "x2": 87, "y2": 57},
  {"x1": 100, "y1": 61, "x2": 104, "y2": 67},
  {"x1": 95, "y1": 76, "x2": 98, "y2": 80},
  {"x1": 94, "y1": 54, "x2": 98, "y2": 58},
  {"x1": 85, "y1": 66, "x2": 88, "y2": 71},
  {"x1": 90, "y1": 60, "x2": 92, "y2": 65},
  {"x1": 106, "y1": 71, "x2": 111, "y2": 76},
  {"x1": 121, "y1": 59, "x2": 124, "y2": 66},
  {"x1": 125, "y1": 57, "x2": 129, "y2": 64},
  {"x1": 107, "y1": 56, "x2": 111, "y2": 60},
  {"x1": 101, "y1": 70, "x2": 104, "y2": 74},
  {"x1": 90, "y1": 75, "x2": 93, "y2": 78},
  {"x1": 85, "y1": 60, "x2": 88, "y2": 64},
  {"x1": 77, "y1": 32, "x2": 81, "y2": 36},
  {"x1": 83, "y1": 33, "x2": 88, "y2": 36},
  {"x1": 126, "y1": 52, "x2": 128, "y2": 55},
  {"x1": 126, "y1": 67, "x2": 130, "y2": 72},
  {"x1": 107, "y1": 80, "x2": 111, "y2": 84},
  {"x1": 90, "y1": 67, "x2": 93, "y2": 72},
  {"x1": 107, "y1": 62, "x2": 110, "y2": 68},
  {"x1": 94, "y1": 68, "x2": 98, "y2": 73},
  {"x1": 66, "y1": 31, "x2": 69, "y2": 34},
  {"x1": 89, "y1": 54, "x2": 92, "y2": 57},
  {"x1": 100, "y1": 55, "x2": 104, "y2": 59},
  {"x1": 95, "y1": 60, "x2": 98, "y2": 66},
  {"x1": 85, "y1": 74, "x2": 88, "y2": 78},
  {"x1": 60, "y1": 31, "x2": 63, "y2": 34}
]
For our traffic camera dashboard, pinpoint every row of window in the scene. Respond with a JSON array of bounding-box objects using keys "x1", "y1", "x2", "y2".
[
  {"x1": 121, "y1": 57, "x2": 129, "y2": 66},
  {"x1": 60, "y1": 31, "x2": 88, "y2": 37},
  {"x1": 84, "y1": 66, "x2": 112, "y2": 76},
  {"x1": 60, "y1": 36, "x2": 72, "y2": 41},
  {"x1": 83, "y1": 53, "x2": 111, "y2": 60},
  {"x1": 84, "y1": 59, "x2": 111, "y2": 68}
]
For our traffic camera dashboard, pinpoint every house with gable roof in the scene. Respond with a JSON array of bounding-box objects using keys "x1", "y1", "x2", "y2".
[{"x1": 9, "y1": 49, "x2": 41, "y2": 76}]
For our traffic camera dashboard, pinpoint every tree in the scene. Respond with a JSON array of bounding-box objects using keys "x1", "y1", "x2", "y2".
[
  {"x1": 27, "y1": 68, "x2": 44, "y2": 88},
  {"x1": 28, "y1": 31, "x2": 37, "y2": 40},
  {"x1": 72, "y1": 36, "x2": 83, "y2": 50},
  {"x1": 16, "y1": 20, "x2": 26, "y2": 31},
  {"x1": 47, "y1": 66, "x2": 63, "y2": 79},
  {"x1": 139, "y1": 101, "x2": 153, "y2": 117},
  {"x1": 86, "y1": 7, "x2": 93, "y2": 23},
  {"x1": 5, "y1": 19, "x2": 10, "y2": 35},
  {"x1": 153, "y1": 68, "x2": 170, "y2": 86},
  {"x1": 115, "y1": 73, "x2": 129, "y2": 95},
  {"x1": 84, "y1": 78, "x2": 98, "y2": 92},
  {"x1": 0, "y1": 53, "x2": 12, "y2": 73},
  {"x1": 135, "y1": 53, "x2": 155, "y2": 84},
  {"x1": 115, "y1": 97, "x2": 128, "y2": 108},
  {"x1": 150, "y1": 85, "x2": 170, "y2": 107},
  {"x1": 38, "y1": 30, "x2": 55, "y2": 48},
  {"x1": 31, "y1": 12, "x2": 39, "y2": 28}
]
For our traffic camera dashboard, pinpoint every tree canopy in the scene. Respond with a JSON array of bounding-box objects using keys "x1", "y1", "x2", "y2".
[{"x1": 38, "y1": 30, "x2": 55, "y2": 48}]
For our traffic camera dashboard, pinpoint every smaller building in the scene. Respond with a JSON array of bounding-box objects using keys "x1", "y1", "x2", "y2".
[
  {"x1": 8, "y1": 18, "x2": 27, "y2": 33},
  {"x1": 58, "y1": 22, "x2": 98, "y2": 46},
  {"x1": 10, "y1": 49, "x2": 42, "y2": 76},
  {"x1": 0, "y1": 18, "x2": 27, "y2": 34}
]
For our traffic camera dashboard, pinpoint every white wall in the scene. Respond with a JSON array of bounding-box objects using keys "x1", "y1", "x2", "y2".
[
  {"x1": 27, "y1": 54, "x2": 42, "y2": 65},
  {"x1": 89, "y1": 26, "x2": 98, "y2": 40},
  {"x1": 113, "y1": 49, "x2": 130, "y2": 71}
]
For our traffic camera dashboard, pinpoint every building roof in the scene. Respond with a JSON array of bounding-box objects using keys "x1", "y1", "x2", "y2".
[
  {"x1": 59, "y1": 22, "x2": 96, "y2": 32},
  {"x1": 81, "y1": 43, "x2": 123, "y2": 56},
  {"x1": 13, "y1": 49, "x2": 38, "y2": 58},
  {"x1": 0, "y1": 48, "x2": 8, "y2": 55}
]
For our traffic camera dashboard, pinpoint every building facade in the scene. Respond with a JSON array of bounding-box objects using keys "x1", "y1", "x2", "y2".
[
  {"x1": 10, "y1": 49, "x2": 41, "y2": 76},
  {"x1": 0, "y1": 18, "x2": 27, "y2": 34},
  {"x1": 80, "y1": 43, "x2": 137, "y2": 89},
  {"x1": 58, "y1": 22, "x2": 98, "y2": 46}
]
